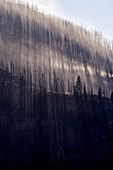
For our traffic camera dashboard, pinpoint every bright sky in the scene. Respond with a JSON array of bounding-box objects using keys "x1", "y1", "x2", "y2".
[{"x1": 22, "y1": 0, "x2": 113, "y2": 41}]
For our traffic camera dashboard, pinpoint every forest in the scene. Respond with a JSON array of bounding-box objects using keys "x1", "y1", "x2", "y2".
[
  {"x1": 0, "y1": 0, "x2": 113, "y2": 96},
  {"x1": 0, "y1": 66, "x2": 113, "y2": 170},
  {"x1": 0, "y1": 0, "x2": 113, "y2": 170}
]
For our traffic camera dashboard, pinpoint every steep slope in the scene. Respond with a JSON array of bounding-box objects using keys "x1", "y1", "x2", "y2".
[
  {"x1": 0, "y1": 0, "x2": 113, "y2": 95},
  {"x1": 0, "y1": 1, "x2": 113, "y2": 169},
  {"x1": 0, "y1": 69, "x2": 113, "y2": 169}
]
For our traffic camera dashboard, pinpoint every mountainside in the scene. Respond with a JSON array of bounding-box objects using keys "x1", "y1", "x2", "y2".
[
  {"x1": 0, "y1": 0, "x2": 113, "y2": 96},
  {"x1": 0, "y1": 68, "x2": 113, "y2": 170},
  {"x1": 0, "y1": 1, "x2": 113, "y2": 170}
]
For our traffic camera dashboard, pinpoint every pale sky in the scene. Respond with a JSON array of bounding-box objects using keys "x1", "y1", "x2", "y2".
[{"x1": 20, "y1": 0, "x2": 113, "y2": 41}]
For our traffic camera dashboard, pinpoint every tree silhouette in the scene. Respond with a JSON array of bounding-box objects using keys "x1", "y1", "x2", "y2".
[
  {"x1": 76, "y1": 76, "x2": 82, "y2": 96},
  {"x1": 98, "y1": 87, "x2": 102, "y2": 99},
  {"x1": 111, "y1": 91, "x2": 113, "y2": 104},
  {"x1": 83, "y1": 82, "x2": 87, "y2": 95}
]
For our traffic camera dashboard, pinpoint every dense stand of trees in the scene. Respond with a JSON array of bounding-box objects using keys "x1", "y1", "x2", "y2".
[
  {"x1": 0, "y1": 0, "x2": 113, "y2": 96},
  {"x1": 0, "y1": 2, "x2": 112, "y2": 169},
  {"x1": 0, "y1": 67, "x2": 113, "y2": 169},
  {"x1": 0, "y1": 1, "x2": 113, "y2": 169}
]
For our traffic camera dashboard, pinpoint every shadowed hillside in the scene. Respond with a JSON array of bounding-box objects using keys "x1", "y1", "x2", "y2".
[
  {"x1": 0, "y1": 1, "x2": 113, "y2": 170},
  {"x1": 0, "y1": 68, "x2": 113, "y2": 169}
]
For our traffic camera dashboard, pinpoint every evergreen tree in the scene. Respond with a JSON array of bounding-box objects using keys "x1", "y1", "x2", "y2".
[
  {"x1": 103, "y1": 91, "x2": 105, "y2": 98},
  {"x1": 76, "y1": 76, "x2": 82, "y2": 96},
  {"x1": 98, "y1": 87, "x2": 102, "y2": 99},
  {"x1": 91, "y1": 87, "x2": 93, "y2": 96},
  {"x1": 111, "y1": 91, "x2": 113, "y2": 104},
  {"x1": 83, "y1": 83, "x2": 87, "y2": 95}
]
